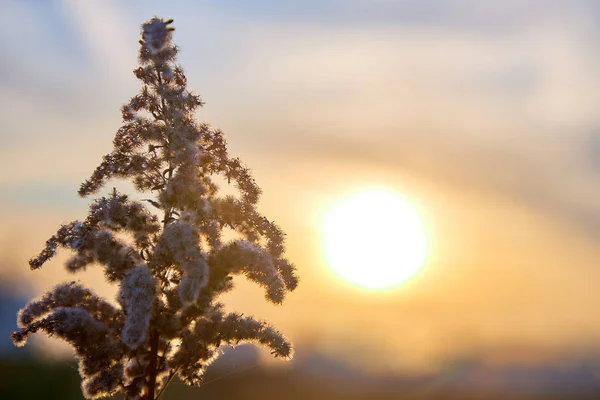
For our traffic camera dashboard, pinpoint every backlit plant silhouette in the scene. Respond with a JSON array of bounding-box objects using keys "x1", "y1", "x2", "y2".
[{"x1": 11, "y1": 17, "x2": 298, "y2": 400}]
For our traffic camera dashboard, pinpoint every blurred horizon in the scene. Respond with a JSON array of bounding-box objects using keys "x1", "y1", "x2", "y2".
[{"x1": 1, "y1": 0, "x2": 600, "y2": 397}]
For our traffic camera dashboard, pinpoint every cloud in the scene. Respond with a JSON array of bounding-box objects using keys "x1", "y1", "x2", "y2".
[
  {"x1": 59, "y1": 0, "x2": 137, "y2": 81},
  {"x1": 194, "y1": 15, "x2": 600, "y2": 239}
]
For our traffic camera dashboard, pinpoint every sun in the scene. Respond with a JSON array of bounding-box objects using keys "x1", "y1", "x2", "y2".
[{"x1": 322, "y1": 189, "x2": 428, "y2": 289}]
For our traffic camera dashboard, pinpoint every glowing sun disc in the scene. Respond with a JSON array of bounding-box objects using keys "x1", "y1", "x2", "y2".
[{"x1": 323, "y1": 190, "x2": 427, "y2": 289}]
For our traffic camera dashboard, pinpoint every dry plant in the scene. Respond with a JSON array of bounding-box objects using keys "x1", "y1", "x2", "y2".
[{"x1": 11, "y1": 17, "x2": 298, "y2": 400}]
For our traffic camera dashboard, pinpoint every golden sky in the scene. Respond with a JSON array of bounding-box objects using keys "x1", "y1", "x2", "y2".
[{"x1": 1, "y1": 0, "x2": 600, "y2": 375}]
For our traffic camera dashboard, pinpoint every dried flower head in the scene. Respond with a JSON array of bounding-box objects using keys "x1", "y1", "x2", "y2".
[
  {"x1": 141, "y1": 18, "x2": 174, "y2": 55},
  {"x1": 13, "y1": 16, "x2": 298, "y2": 400}
]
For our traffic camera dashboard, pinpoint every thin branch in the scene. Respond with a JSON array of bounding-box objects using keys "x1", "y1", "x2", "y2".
[{"x1": 154, "y1": 367, "x2": 180, "y2": 400}]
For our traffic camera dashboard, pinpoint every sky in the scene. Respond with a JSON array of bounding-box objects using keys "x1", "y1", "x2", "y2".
[{"x1": 1, "y1": 0, "x2": 600, "y2": 378}]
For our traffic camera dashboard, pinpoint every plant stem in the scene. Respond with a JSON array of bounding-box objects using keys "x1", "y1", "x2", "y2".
[
  {"x1": 146, "y1": 329, "x2": 160, "y2": 399},
  {"x1": 147, "y1": 62, "x2": 174, "y2": 400}
]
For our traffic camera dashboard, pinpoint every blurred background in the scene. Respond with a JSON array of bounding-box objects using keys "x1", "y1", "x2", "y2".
[{"x1": 1, "y1": 0, "x2": 600, "y2": 398}]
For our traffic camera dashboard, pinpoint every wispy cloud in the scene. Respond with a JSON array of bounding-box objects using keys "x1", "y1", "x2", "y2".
[{"x1": 59, "y1": 0, "x2": 137, "y2": 81}]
